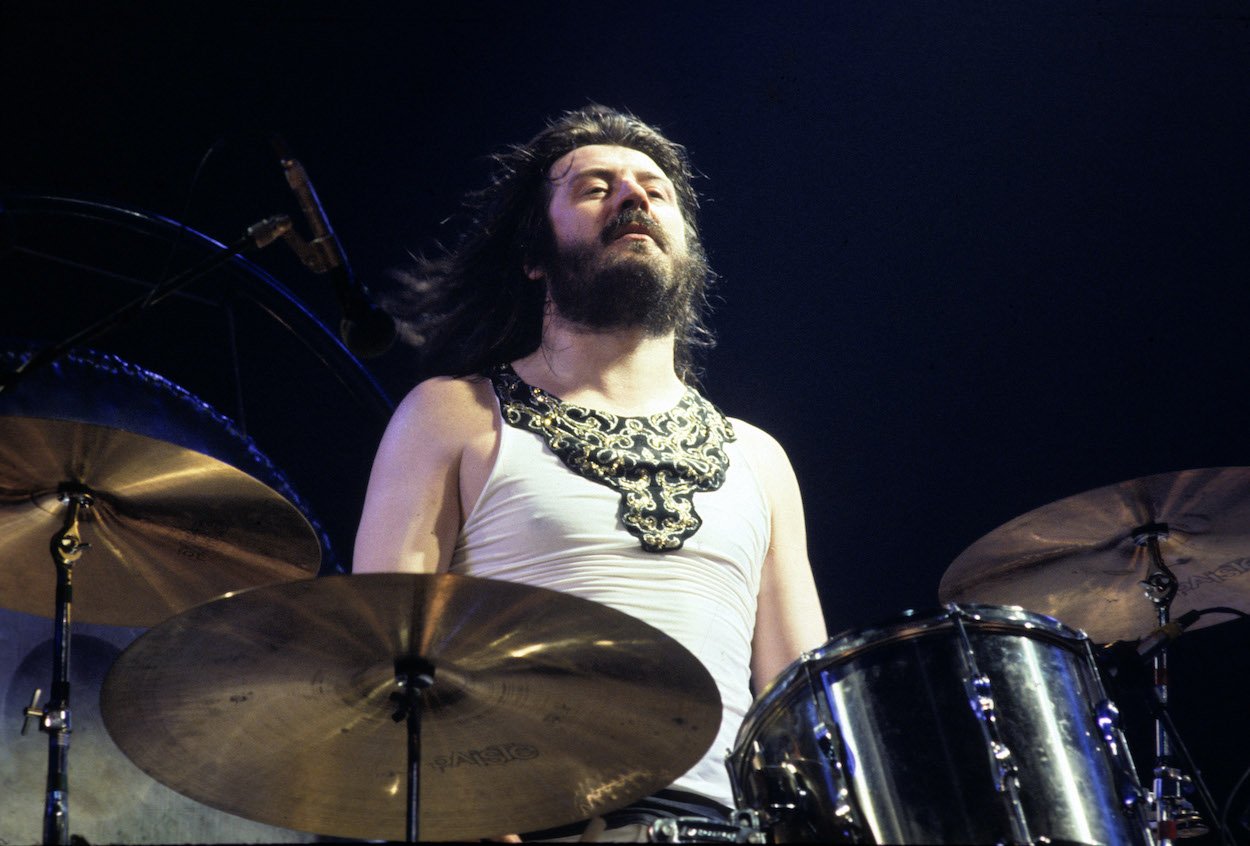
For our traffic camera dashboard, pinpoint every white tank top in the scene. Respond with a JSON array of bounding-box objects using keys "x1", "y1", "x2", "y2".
[{"x1": 450, "y1": 381, "x2": 770, "y2": 808}]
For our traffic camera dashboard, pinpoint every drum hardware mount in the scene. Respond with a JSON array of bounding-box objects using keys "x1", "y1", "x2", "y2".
[
  {"x1": 21, "y1": 688, "x2": 45, "y2": 735},
  {"x1": 648, "y1": 809, "x2": 767, "y2": 843},
  {"x1": 19, "y1": 483, "x2": 96, "y2": 846},
  {"x1": 1133, "y1": 522, "x2": 1216, "y2": 844}
]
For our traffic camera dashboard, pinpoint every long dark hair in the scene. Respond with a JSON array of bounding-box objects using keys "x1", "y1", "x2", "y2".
[{"x1": 390, "y1": 105, "x2": 715, "y2": 383}]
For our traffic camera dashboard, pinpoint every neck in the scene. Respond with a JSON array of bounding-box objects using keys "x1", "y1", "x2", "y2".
[{"x1": 511, "y1": 314, "x2": 686, "y2": 415}]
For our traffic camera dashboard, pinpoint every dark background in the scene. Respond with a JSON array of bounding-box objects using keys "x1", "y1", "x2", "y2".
[{"x1": 2, "y1": 2, "x2": 1249, "y2": 841}]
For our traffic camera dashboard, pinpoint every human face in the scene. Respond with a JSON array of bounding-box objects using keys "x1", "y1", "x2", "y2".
[
  {"x1": 541, "y1": 144, "x2": 689, "y2": 266},
  {"x1": 532, "y1": 145, "x2": 703, "y2": 334}
]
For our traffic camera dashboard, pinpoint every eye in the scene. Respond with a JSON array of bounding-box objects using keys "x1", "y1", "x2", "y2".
[
  {"x1": 582, "y1": 184, "x2": 608, "y2": 197},
  {"x1": 647, "y1": 189, "x2": 666, "y2": 200}
]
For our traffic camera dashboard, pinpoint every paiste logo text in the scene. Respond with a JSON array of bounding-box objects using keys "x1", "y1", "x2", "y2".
[{"x1": 430, "y1": 743, "x2": 539, "y2": 772}]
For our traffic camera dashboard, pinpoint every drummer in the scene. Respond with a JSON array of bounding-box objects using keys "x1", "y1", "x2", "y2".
[{"x1": 354, "y1": 105, "x2": 827, "y2": 841}]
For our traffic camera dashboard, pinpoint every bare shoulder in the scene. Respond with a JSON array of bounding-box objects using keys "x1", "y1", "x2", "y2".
[
  {"x1": 726, "y1": 416, "x2": 806, "y2": 532},
  {"x1": 354, "y1": 375, "x2": 498, "y2": 575},
  {"x1": 729, "y1": 417, "x2": 787, "y2": 456},
  {"x1": 389, "y1": 374, "x2": 501, "y2": 516},
  {"x1": 728, "y1": 417, "x2": 795, "y2": 485},
  {"x1": 397, "y1": 374, "x2": 496, "y2": 422},
  {"x1": 389, "y1": 375, "x2": 497, "y2": 448}
]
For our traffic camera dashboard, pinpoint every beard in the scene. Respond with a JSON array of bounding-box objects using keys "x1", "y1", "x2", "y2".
[{"x1": 543, "y1": 215, "x2": 708, "y2": 335}]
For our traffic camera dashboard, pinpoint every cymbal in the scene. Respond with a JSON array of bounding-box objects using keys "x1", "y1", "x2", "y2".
[
  {"x1": 0, "y1": 415, "x2": 320, "y2": 626},
  {"x1": 939, "y1": 467, "x2": 1250, "y2": 643},
  {"x1": 100, "y1": 573, "x2": 722, "y2": 842}
]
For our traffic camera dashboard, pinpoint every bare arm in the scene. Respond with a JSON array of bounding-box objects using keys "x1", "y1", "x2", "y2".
[
  {"x1": 737, "y1": 423, "x2": 828, "y2": 691},
  {"x1": 352, "y1": 377, "x2": 496, "y2": 575}
]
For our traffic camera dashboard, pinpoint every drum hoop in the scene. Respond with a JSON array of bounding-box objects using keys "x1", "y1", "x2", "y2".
[{"x1": 813, "y1": 602, "x2": 1082, "y2": 666}]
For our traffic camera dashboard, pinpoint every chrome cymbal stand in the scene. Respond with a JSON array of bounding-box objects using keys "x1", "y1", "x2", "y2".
[
  {"x1": 1134, "y1": 523, "x2": 1208, "y2": 845},
  {"x1": 20, "y1": 484, "x2": 94, "y2": 846}
]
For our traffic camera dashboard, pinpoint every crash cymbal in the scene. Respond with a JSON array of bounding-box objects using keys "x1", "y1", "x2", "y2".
[
  {"x1": 940, "y1": 467, "x2": 1250, "y2": 643},
  {"x1": 100, "y1": 573, "x2": 721, "y2": 842},
  {"x1": 0, "y1": 415, "x2": 320, "y2": 626}
]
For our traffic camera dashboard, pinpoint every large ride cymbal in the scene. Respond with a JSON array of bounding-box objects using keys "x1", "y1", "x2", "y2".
[
  {"x1": 939, "y1": 467, "x2": 1250, "y2": 643},
  {"x1": 100, "y1": 573, "x2": 722, "y2": 842},
  {"x1": 0, "y1": 415, "x2": 320, "y2": 626}
]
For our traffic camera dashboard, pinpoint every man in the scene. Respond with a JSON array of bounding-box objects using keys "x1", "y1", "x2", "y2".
[{"x1": 354, "y1": 106, "x2": 826, "y2": 841}]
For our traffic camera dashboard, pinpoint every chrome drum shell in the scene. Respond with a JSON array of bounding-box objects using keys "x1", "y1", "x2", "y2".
[{"x1": 728, "y1": 604, "x2": 1152, "y2": 845}]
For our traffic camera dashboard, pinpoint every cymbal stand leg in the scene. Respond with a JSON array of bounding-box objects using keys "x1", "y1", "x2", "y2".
[
  {"x1": 1133, "y1": 523, "x2": 1211, "y2": 845},
  {"x1": 391, "y1": 657, "x2": 435, "y2": 844},
  {"x1": 32, "y1": 484, "x2": 94, "y2": 846}
]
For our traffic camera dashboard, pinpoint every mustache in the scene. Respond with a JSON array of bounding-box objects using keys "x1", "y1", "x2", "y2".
[{"x1": 600, "y1": 210, "x2": 669, "y2": 250}]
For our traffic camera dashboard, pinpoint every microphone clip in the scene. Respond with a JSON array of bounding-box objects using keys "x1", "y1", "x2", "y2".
[{"x1": 277, "y1": 157, "x2": 343, "y2": 274}]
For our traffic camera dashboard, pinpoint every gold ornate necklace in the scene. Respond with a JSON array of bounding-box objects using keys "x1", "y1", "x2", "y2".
[{"x1": 491, "y1": 365, "x2": 736, "y2": 552}]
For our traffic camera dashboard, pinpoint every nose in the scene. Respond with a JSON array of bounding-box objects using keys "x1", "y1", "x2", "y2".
[{"x1": 614, "y1": 176, "x2": 650, "y2": 213}]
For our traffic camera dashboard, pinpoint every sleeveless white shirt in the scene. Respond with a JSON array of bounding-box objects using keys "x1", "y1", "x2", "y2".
[{"x1": 449, "y1": 388, "x2": 770, "y2": 808}]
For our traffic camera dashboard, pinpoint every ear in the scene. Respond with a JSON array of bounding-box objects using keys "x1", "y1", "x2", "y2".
[{"x1": 524, "y1": 263, "x2": 546, "y2": 281}]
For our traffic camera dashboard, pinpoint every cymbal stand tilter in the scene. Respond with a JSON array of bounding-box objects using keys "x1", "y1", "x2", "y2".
[
  {"x1": 389, "y1": 656, "x2": 435, "y2": 844},
  {"x1": 1133, "y1": 522, "x2": 1217, "y2": 845},
  {"x1": 20, "y1": 483, "x2": 95, "y2": 846}
]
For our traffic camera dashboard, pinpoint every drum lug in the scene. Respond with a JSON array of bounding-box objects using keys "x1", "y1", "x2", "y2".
[
  {"x1": 1094, "y1": 699, "x2": 1149, "y2": 815},
  {"x1": 749, "y1": 756, "x2": 863, "y2": 842},
  {"x1": 754, "y1": 762, "x2": 807, "y2": 816},
  {"x1": 813, "y1": 723, "x2": 859, "y2": 826},
  {"x1": 954, "y1": 614, "x2": 1034, "y2": 845}
]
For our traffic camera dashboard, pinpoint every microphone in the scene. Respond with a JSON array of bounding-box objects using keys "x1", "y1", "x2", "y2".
[
  {"x1": 1135, "y1": 609, "x2": 1203, "y2": 660},
  {"x1": 274, "y1": 142, "x2": 396, "y2": 358}
]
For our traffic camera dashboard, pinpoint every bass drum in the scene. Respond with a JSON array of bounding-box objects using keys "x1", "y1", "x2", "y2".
[{"x1": 728, "y1": 604, "x2": 1152, "y2": 845}]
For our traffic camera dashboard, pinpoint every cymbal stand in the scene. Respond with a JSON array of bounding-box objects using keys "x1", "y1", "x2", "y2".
[
  {"x1": 390, "y1": 656, "x2": 435, "y2": 843},
  {"x1": 20, "y1": 483, "x2": 94, "y2": 846},
  {"x1": 1134, "y1": 523, "x2": 1207, "y2": 844}
]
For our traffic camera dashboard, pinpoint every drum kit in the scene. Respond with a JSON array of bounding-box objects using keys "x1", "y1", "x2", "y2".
[
  {"x1": 5, "y1": 354, "x2": 1247, "y2": 846},
  {"x1": 1, "y1": 205, "x2": 1247, "y2": 845}
]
